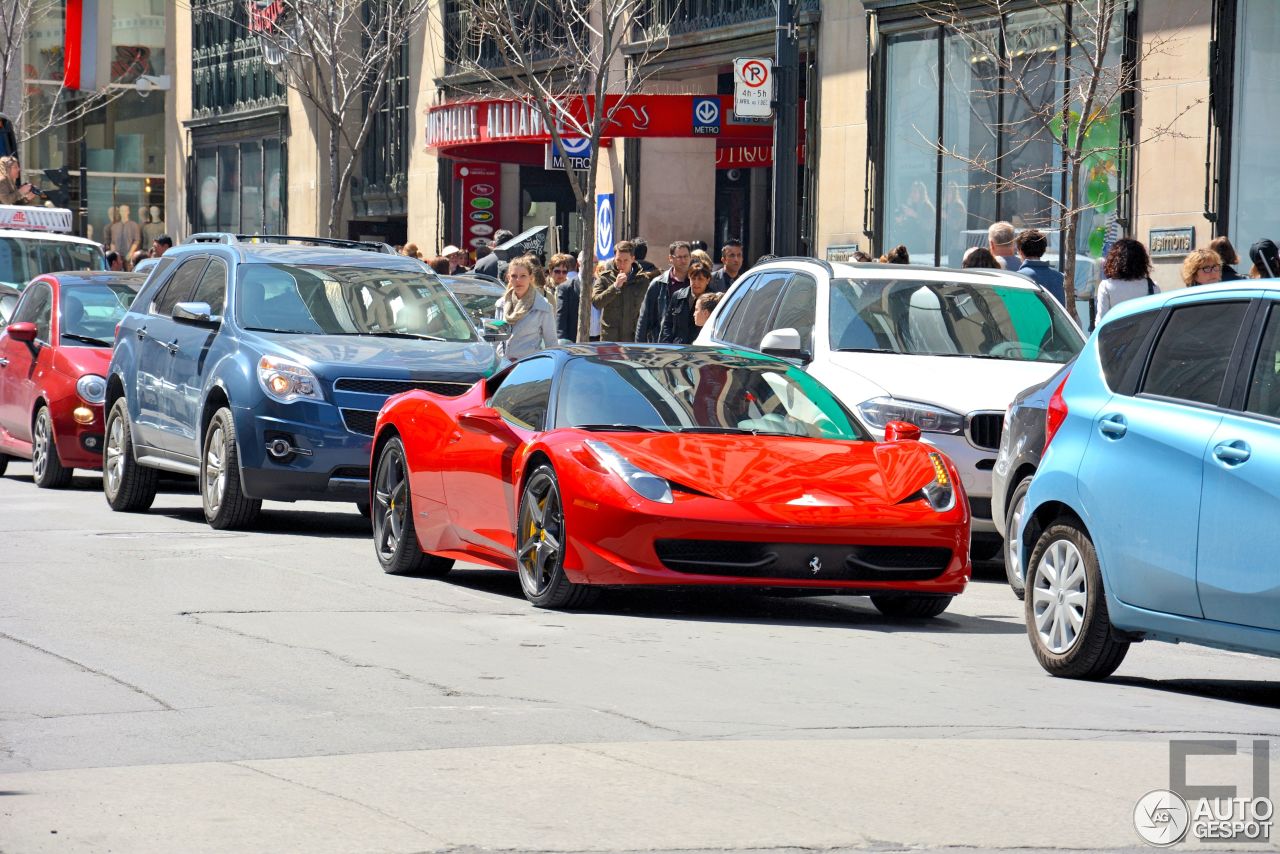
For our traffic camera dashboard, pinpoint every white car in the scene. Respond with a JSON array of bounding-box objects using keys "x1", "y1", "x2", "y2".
[
  {"x1": 693, "y1": 258, "x2": 1084, "y2": 554},
  {"x1": 0, "y1": 205, "x2": 106, "y2": 289}
]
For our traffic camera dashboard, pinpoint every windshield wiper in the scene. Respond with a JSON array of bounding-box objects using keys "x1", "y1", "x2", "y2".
[
  {"x1": 364, "y1": 330, "x2": 448, "y2": 342},
  {"x1": 62, "y1": 332, "x2": 112, "y2": 347},
  {"x1": 674, "y1": 426, "x2": 758, "y2": 435},
  {"x1": 927, "y1": 352, "x2": 1012, "y2": 360},
  {"x1": 834, "y1": 347, "x2": 898, "y2": 354},
  {"x1": 243, "y1": 326, "x2": 303, "y2": 335},
  {"x1": 574, "y1": 423, "x2": 671, "y2": 433}
]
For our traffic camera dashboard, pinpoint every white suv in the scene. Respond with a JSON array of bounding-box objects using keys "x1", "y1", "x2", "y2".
[{"x1": 694, "y1": 258, "x2": 1084, "y2": 550}]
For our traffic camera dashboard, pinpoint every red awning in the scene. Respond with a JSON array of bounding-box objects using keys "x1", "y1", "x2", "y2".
[{"x1": 427, "y1": 95, "x2": 776, "y2": 166}]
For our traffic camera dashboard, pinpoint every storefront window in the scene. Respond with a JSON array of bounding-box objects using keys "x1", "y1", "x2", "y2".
[
  {"x1": 193, "y1": 140, "x2": 285, "y2": 235},
  {"x1": 878, "y1": 2, "x2": 1128, "y2": 282},
  {"x1": 882, "y1": 29, "x2": 939, "y2": 265},
  {"x1": 1229, "y1": 0, "x2": 1280, "y2": 257}
]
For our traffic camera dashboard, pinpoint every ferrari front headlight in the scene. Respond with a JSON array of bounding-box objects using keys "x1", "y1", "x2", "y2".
[
  {"x1": 583, "y1": 440, "x2": 673, "y2": 504},
  {"x1": 922, "y1": 452, "x2": 956, "y2": 512}
]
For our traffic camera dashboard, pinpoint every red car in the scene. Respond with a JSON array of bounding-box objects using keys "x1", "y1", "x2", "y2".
[
  {"x1": 370, "y1": 345, "x2": 971, "y2": 612},
  {"x1": 0, "y1": 272, "x2": 142, "y2": 487}
]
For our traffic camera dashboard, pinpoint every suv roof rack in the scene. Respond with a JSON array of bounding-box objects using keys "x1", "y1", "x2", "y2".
[{"x1": 184, "y1": 233, "x2": 397, "y2": 254}]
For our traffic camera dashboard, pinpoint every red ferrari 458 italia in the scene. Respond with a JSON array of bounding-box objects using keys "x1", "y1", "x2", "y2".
[
  {"x1": 370, "y1": 345, "x2": 971, "y2": 613},
  {"x1": 0, "y1": 272, "x2": 142, "y2": 487}
]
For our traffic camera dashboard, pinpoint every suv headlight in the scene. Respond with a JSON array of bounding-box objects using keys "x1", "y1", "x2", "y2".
[
  {"x1": 257, "y1": 355, "x2": 322, "y2": 403},
  {"x1": 922, "y1": 452, "x2": 956, "y2": 512},
  {"x1": 584, "y1": 440, "x2": 673, "y2": 504},
  {"x1": 75, "y1": 374, "x2": 107, "y2": 404},
  {"x1": 857, "y1": 396, "x2": 964, "y2": 434}
]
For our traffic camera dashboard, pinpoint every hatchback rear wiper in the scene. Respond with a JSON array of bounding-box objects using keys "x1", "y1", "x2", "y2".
[
  {"x1": 574, "y1": 423, "x2": 671, "y2": 433},
  {"x1": 62, "y1": 332, "x2": 112, "y2": 347}
]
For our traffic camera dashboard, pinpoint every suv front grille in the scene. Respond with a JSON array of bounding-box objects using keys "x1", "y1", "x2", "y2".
[
  {"x1": 653, "y1": 540, "x2": 952, "y2": 581},
  {"x1": 967, "y1": 412, "x2": 1004, "y2": 450},
  {"x1": 340, "y1": 409, "x2": 378, "y2": 436},
  {"x1": 333, "y1": 378, "x2": 472, "y2": 397}
]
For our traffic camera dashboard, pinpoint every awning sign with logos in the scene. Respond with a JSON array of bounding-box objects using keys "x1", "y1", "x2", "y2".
[{"x1": 455, "y1": 162, "x2": 501, "y2": 251}]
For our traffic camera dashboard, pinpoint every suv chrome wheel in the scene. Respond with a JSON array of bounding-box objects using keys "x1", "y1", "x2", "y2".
[
  {"x1": 203, "y1": 423, "x2": 227, "y2": 516},
  {"x1": 104, "y1": 414, "x2": 124, "y2": 495}
]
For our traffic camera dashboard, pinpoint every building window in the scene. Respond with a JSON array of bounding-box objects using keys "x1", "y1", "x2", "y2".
[
  {"x1": 191, "y1": 0, "x2": 286, "y2": 118},
  {"x1": 354, "y1": 1, "x2": 409, "y2": 218},
  {"x1": 1227, "y1": 0, "x2": 1280, "y2": 257},
  {"x1": 874, "y1": 2, "x2": 1130, "y2": 282},
  {"x1": 194, "y1": 138, "x2": 284, "y2": 234}
]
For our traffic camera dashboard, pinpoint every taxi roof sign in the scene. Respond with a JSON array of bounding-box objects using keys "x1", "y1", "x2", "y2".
[{"x1": 0, "y1": 205, "x2": 74, "y2": 234}]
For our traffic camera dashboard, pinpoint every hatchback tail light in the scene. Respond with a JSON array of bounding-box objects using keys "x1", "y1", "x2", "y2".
[{"x1": 1044, "y1": 372, "x2": 1070, "y2": 452}]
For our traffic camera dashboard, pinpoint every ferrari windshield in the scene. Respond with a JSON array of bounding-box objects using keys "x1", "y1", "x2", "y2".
[
  {"x1": 236, "y1": 264, "x2": 477, "y2": 342},
  {"x1": 0, "y1": 237, "x2": 105, "y2": 288},
  {"x1": 829, "y1": 278, "x2": 1083, "y2": 362},
  {"x1": 61, "y1": 283, "x2": 138, "y2": 345},
  {"x1": 556, "y1": 350, "x2": 868, "y2": 440}
]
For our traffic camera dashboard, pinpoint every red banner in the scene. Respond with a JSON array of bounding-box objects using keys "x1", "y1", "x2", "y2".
[{"x1": 455, "y1": 162, "x2": 501, "y2": 252}]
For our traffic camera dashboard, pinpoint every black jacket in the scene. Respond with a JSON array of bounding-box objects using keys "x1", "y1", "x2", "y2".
[
  {"x1": 635, "y1": 269, "x2": 685, "y2": 343},
  {"x1": 555, "y1": 279, "x2": 580, "y2": 342},
  {"x1": 657, "y1": 285, "x2": 703, "y2": 344},
  {"x1": 1221, "y1": 264, "x2": 1244, "y2": 282},
  {"x1": 709, "y1": 268, "x2": 741, "y2": 293},
  {"x1": 473, "y1": 253, "x2": 506, "y2": 281}
]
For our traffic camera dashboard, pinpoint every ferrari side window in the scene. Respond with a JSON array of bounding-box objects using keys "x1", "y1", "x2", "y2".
[{"x1": 489, "y1": 356, "x2": 554, "y2": 430}]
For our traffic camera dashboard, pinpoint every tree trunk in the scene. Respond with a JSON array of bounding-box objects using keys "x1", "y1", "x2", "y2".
[
  {"x1": 576, "y1": 138, "x2": 601, "y2": 343},
  {"x1": 326, "y1": 122, "x2": 341, "y2": 239},
  {"x1": 1062, "y1": 158, "x2": 1081, "y2": 311}
]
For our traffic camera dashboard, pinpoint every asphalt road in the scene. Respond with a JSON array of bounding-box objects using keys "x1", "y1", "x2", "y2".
[{"x1": 1, "y1": 464, "x2": 1277, "y2": 853}]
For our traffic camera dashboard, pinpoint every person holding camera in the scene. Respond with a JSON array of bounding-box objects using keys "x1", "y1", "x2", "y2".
[{"x1": 0, "y1": 156, "x2": 37, "y2": 206}]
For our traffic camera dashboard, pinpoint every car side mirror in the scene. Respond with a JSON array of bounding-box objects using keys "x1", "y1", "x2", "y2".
[
  {"x1": 760, "y1": 327, "x2": 810, "y2": 362},
  {"x1": 458, "y1": 406, "x2": 518, "y2": 440},
  {"x1": 482, "y1": 319, "x2": 510, "y2": 343},
  {"x1": 6, "y1": 320, "x2": 36, "y2": 343},
  {"x1": 884, "y1": 420, "x2": 922, "y2": 442},
  {"x1": 172, "y1": 301, "x2": 220, "y2": 327}
]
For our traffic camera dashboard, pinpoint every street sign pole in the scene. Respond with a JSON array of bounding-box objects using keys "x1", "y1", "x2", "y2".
[{"x1": 771, "y1": 0, "x2": 800, "y2": 257}]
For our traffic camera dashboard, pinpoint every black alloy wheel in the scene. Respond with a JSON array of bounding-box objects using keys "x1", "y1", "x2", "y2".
[
  {"x1": 372, "y1": 438, "x2": 452, "y2": 577},
  {"x1": 516, "y1": 464, "x2": 595, "y2": 609}
]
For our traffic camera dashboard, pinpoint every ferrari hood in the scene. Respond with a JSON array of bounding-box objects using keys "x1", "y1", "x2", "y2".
[{"x1": 598, "y1": 434, "x2": 939, "y2": 507}]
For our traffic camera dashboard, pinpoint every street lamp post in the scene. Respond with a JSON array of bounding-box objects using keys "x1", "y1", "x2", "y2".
[{"x1": 771, "y1": 0, "x2": 800, "y2": 257}]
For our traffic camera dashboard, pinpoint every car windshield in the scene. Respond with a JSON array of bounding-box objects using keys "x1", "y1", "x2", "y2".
[
  {"x1": 61, "y1": 283, "x2": 138, "y2": 345},
  {"x1": 556, "y1": 350, "x2": 868, "y2": 440},
  {"x1": 236, "y1": 264, "x2": 477, "y2": 341},
  {"x1": 448, "y1": 288, "x2": 502, "y2": 327},
  {"x1": 828, "y1": 278, "x2": 1084, "y2": 362},
  {"x1": 0, "y1": 238, "x2": 106, "y2": 288}
]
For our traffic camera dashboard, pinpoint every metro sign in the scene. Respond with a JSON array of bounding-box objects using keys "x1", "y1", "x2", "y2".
[{"x1": 0, "y1": 205, "x2": 74, "y2": 233}]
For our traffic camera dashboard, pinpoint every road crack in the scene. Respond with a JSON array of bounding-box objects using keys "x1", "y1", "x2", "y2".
[{"x1": 0, "y1": 631, "x2": 173, "y2": 711}]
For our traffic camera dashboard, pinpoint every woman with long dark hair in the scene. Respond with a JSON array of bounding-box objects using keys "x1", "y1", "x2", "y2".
[{"x1": 1096, "y1": 238, "x2": 1153, "y2": 318}]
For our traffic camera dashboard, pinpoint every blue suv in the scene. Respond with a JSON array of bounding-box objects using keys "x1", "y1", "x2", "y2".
[
  {"x1": 1020, "y1": 282, "x2": 1280, "y2": 679},
  {"x1": 104, "y1": 236, "x2": 499, "y2": 529}
]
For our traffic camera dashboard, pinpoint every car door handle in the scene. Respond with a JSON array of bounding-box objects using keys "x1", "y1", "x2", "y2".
[
  {"x1": 165, "y1": 340, "x2": 179, "y2": 355},
  {"x1": 0, "y1": 357, "x2": 8, "y2": 367},
  {"x1": 1098, "y1": 414, "x2": 1127, "y2": 438},
  {"x1": 1213, "y1": 440, "x2": 1251, "y2": 465},
  {"x1": 135, "y1": 326, "x2": 148, "y2": 341}
]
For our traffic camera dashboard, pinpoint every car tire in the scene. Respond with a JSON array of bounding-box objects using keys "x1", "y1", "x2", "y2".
[
  {"x1": 870, "y1": 594, "x2": 953, "y2": 619},
  {"x1": 31, "y1": 405, "x2": 73, "y2": 489},
  {"x1": 1003, "y1": 476, "x2": 1033, "y2": 600},
  {"x1": 517, "y1": 464, "x2": 596, "y2": 609},
  {"x1": 1025, "y1": 518, "x2": 1129, "y2": 680},
  {"x1": 201, "y1": 408, "x2": 261, "y2": 530},
  {"x1": 372, "y1": 438, "x2": 453, "y2": 577},
  {"x1": 0, "y1": 452, "x2": 9, "y2": 477},
  {"x1": 103, "y1": 398, "x2": 158, "y2": 512},
  {"x1": 355, "y1": 500, "x2": 371, "y2": 519}
]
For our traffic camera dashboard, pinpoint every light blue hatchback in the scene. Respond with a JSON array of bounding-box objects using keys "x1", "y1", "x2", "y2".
[{"x1": 1019, "y1": 282, "x2": 1280, "y2": 679}]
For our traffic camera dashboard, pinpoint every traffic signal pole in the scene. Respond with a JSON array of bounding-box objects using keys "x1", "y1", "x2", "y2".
[{"x1": 771, "y1": 0, "x2": 800, "y2": 257}]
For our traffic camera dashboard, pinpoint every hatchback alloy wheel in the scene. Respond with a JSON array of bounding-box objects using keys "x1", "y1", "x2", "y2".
[
  {"x1": 31, "y1": 406, "x2": 72, "y2": 488},
  {"x1": 1031, "y1": 538, "x2": 1088, "y2": 654}
]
